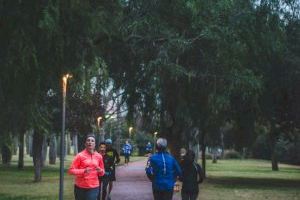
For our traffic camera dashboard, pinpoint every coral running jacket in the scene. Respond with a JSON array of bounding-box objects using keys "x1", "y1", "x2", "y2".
[{"x1": 69, "y1": 149, "x2": 105, "y2": 188}]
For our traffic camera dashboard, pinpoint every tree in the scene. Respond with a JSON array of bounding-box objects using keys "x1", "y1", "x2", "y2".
[{"x1": 0, "y1": 0, "x2": 121, "y2": 180}]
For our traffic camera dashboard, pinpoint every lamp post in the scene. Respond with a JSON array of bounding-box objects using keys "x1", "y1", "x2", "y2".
[
  {"x1": 60, "y1": 74, "x2": 72, "y2": 200},
  {"x1": 129, "y1": 127, "x2": 133, "y2": 138},
  {"x1": 97, "y1": 116, "x2": 104, "y2": 143},
  {"x1": 153, "y1": 132, "x2": 158, "y2": 153}
]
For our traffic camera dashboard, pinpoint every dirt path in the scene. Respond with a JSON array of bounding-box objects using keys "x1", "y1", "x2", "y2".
[{"x1": 110, "y1": 158, "x2": 181, "y2": 200}]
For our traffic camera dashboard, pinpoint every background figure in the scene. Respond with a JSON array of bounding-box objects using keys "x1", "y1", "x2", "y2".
[
  {"x1": 145, "y1": 138, "x2": 182, "y2": 200},
  {"x1": 145, "y1": 141, "x2": 153, "y2": 155},
  {"x1": 122, "y1": 140, "x2": 132, "y2": 165},
  {"x1": 180, "y1": 149, "x2": 204, "y2": 200},
  {"x1": 69, "y1": 135, "x2": 105, "y2": 200},
  {"x1": 102, "y1": 139, "x2": 120, "y2": 200},
  {"x1": 180, "y1": 148, "x2": 187, "y2": 162}
]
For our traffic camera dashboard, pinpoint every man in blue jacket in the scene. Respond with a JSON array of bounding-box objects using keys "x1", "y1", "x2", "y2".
[
  {"x1": 122, "y1": 140, "x2": 132, "y2": 165},
  {"x1": 145, "y1": 137, "x2": 182, "y2": 200},
  {"x1": 145, "y1": 141, "x2": 153, "y2": 154}
]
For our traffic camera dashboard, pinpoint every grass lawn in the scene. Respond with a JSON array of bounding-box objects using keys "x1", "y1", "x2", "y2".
[
  {"x1": 0, "y1": 155, "x2": 299, "y2": 200},
  {"x1": 198, "y1": 159, "x2": 300, "y2": 200},
  {"x1": 0, "y1": 154, "x2": 144, "y2": 200}
]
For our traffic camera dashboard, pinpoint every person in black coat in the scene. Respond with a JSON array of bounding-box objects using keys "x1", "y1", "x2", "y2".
[{"x1": 180, "y1": 150, "x2": 204, "y2": 200}]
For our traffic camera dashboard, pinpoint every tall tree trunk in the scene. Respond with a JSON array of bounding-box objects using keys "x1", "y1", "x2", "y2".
[
  {"x1": 1, "y1": 144, "x2": 12, "y2": 165},
  {"x1": 66, "y1": 133, "x2": 71, "y2": 155},
  {"x1": 200, "y1": 132, "x2": 207, "y2": 178},
  {"x1": 57, "y1": 135, "x2": 60, "y2": 157},
  {"x1": 73, "y1": 133, "x2": 78, "y2": 155},
  {"x1": 41, "y1": 137, "x2": 47, "y2": 167},
  {"x1": 269, "y1": 121, "x2": 279, "y2": 171},
  {"x1": 49, "y1": 134, "x2": 57, "y2": 164},
  {"x1": 270, "y1": 126, "x2": 279, "y2": 171},
  {"x1": 18, "y1": 131, "x2": 25, "y2": 169},
  {"x1": 12, "y1": 136, "x2": 18, "y2": 155},
  {"x1": 1, "y1": 133, "x2": 12, "y2": 165},
  {"x1": 32, "y1": 130, "x2": 44, "y2": 182},
  {"x1": 212, "y1": 147, "x2": 218, "y2": 163},
  {"x1": 27, "y1": 130, "x2": 33, "y2": 157}
]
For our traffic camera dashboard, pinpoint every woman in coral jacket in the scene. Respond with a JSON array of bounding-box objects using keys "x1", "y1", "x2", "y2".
[{"x1": 69, "y1": 134, "x2": 105, "y2": 200}]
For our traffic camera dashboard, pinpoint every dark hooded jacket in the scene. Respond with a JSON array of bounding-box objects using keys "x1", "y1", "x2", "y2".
[{"x1": 180, "y1": 157, "x2": 203, "y2": 193}]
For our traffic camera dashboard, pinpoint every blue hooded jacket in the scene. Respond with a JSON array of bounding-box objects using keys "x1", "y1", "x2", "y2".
[{"x1": 146, "y1": 151, "x2": 182, "y2": 191}]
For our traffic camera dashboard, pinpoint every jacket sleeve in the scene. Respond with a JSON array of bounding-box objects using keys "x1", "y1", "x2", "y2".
[
  {"x1": 98, "y1": 155, "x2": 105, "y2": 177},
  {"x1": 145, "y1": 157, "x2": 154, "y2": 181},
  {"x1": 68, "y1": 154, "x2": 85, "y2": 175}
]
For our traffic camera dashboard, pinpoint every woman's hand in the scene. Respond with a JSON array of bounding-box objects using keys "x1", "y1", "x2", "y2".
[
  {"x1": 96, "y1": 167, "x2": 104, "y2": 173},
  {"x1": 84, "y1": 168, "x2": 91, "y2": 173}
]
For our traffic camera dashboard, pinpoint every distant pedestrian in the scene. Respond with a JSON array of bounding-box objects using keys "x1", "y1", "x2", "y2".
[
  {"x1": 180, "y1": 149, "x2": 204, "y2": 200},
  {"x1": 122, "y1": 140, "x2": 132, "y2": 165},
  {"x1": 145, "y1": 137, "x2": 182, "y2": 200},
  {"x1": 69, "y1": 134, "x2": 105, "y2": 200},
  {"x1": 145, "y1": 141, "x2": 153, "y2": 154}
]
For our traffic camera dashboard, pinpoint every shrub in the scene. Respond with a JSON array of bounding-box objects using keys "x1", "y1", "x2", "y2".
[
  {"x1": 205, "y1": 153, "x2": 213, "y2": 159},
  {"x1": 252, "y1": 133, "x2": 271, "y2": 160},
  {"x1": 224, "y1": 150, "x2": 241, "y2": 159}
]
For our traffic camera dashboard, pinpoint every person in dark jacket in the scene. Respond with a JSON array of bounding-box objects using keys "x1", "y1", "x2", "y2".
[
  {"x1": 145, "y1": 137, "x2": 182, "y2": 200},
  {"x1": 180, "y1": 149, "x2": 204, "y2": 200},
  {"x1": 97, "y1": 139, "x2": 120, "y2": 200}
]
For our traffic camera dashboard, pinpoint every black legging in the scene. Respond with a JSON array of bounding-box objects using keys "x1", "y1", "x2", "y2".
[
  {"x1": 153, "y1": 189, "x2": 173, "y2": 200},
  {"x1": 181, "y1": 191, "x2": 198, "y2": 200}
]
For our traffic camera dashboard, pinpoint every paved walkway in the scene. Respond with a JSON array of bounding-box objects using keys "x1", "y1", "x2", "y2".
[{"x1": 110, "y1": 158, "x2": 181, "y2": 200}]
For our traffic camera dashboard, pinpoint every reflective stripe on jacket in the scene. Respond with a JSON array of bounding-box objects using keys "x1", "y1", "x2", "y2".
[{"x1": 147, "y1": 151, "x2": 182, "y2": 191}]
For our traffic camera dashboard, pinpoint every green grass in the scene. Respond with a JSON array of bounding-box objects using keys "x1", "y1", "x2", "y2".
[
  {"x1": 0, "y1": 154, "x2": 74, "y2": 200},
  {"x1": 0, "y1": 155, "x2": 300, "y2": 200},
  {"x1": 0, "y1": 154, "x2": 145, "y2": 200},
  {"x1": 198, "y1": 159, "x2": 300, "y2": 200}
]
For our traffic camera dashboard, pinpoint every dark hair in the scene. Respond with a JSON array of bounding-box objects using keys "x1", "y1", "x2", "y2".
[
  {"x1": 85, "y1": 134, "x2": 96, "y2": 141},
  {"x1": 184, "y1": 150, "x2": 195, "y2": 163},
  {"x1": 99, "y1": 142, "x2": 106, "y2": 146}
]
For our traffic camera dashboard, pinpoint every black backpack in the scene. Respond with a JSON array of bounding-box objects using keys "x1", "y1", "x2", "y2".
[{"x1": 193, "y1": 163, "x2": 204, "y2": 184}]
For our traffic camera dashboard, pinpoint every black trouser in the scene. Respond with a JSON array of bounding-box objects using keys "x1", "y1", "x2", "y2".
[
  {"x1": 101, "y1": 178, "x2": 109, "y2": 200},
  {"x1": 181, "y1": 191, "x2": 198, "y2": 200},
  {"x1": 153, "y1": 189, "x2": 173, "y2": 200},
  {"x1": 124, "y1": 154, "x2": 130, "y2": 163}
]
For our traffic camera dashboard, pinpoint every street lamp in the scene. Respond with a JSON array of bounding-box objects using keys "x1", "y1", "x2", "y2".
[
  {"x1": 97, "y1": 116, "x2": 104, "y2": 143},
  {"x1": 60, "y1": 73, "x2": 72, "y2": 200},
  {"x1": 129, "y1": 127, "x2": 133, "y2": 138},
  {"x1": 153, "y1": 132, "x2": 158, "y2": 153}
]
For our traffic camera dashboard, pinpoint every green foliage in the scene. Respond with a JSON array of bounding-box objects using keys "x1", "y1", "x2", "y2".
[
  {"x1": 135, "y1": 131, "x2": 154, "y2": 155},
  {"x1": 223, "y1": 149, "x2": 242, "y2": 159},
  {"x1": 252, "y1": 125, "x2": 300, "y2": 164},
  {"x1": 1, "y1": 0, "x2": 300, "y2": 173}
]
